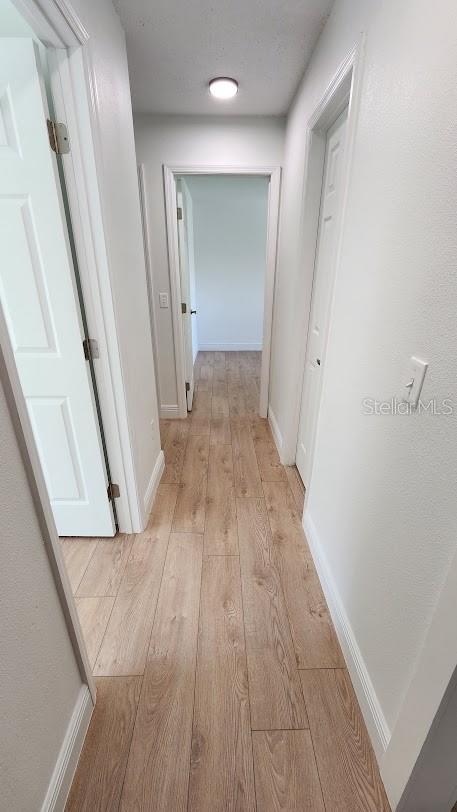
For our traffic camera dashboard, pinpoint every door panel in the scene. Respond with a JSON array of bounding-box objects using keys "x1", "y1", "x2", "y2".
[
  {"x1": 296, "y1": 107, "x2": 348, "y2": 488},
  {"x1": 27, "y1": 397, "x2": 86, "y2": 501},
  {"x1": 1, "y1": 195, "x2": 57, "y2": 352},
  {"x1": 0, "y1": 39, "x2": 114, "y2": 536}
]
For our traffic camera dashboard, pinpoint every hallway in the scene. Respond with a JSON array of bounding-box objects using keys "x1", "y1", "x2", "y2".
[{"x1": 64, "y1": 351, "x2": 389, "y2": 811}]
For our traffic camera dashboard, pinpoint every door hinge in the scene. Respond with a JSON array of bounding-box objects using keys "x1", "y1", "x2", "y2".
[
  {"x1": 185, "y1": 381, "x2": 190, "y2": 392},
  {"x1": 83, "y1": 338, "x2": 99, "y2": 361},
  {"x1": 107, "y1": 482, "x2": 120, "y2": 501},
  {"x1": 47, "y1": 119, "x2": 70, "y2": 155},
  {"x1": 181, "y1": 302, "x2": 187, "y2": 314},
  {"x1": 177, "y1": 206, "x2": 183, "y2": 220}
]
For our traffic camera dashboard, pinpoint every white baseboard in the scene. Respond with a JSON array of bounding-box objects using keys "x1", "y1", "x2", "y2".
[
  {"x1": 41, "y1": 685, "x2": 93, "y2": 812},
  {"x1": 143, "y1": 450, "x2": 165, "y2": 521},
  {"x1": 160, "y1": 404, "x2": 180, "y2": 418},
  {"x1": 268, "y1": 404, "x2": 284, "y2": 459},
  {"x1": 302, "y1": 511, "x2": 391, "y2": 759},
  {"x1": 198, "y1": 342, "x2": 262, "y2": 351}
]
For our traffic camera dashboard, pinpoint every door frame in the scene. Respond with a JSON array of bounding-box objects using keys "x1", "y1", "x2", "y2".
[
  {"x1": 282, "y1": 38, "x2": 366, "y2": 467},
  {"x1": 163, "y1": 164, "x2": 281, "y2": 419},
  {"x1": 3, "y1": 0, "x2": 146, "y2": 715},
  {"x1": 0, "y1": 301, "x2": 96, "y2": 703},
  {"x1": 295, "y1": 105, "x2": 350, "y2": 488},
  {"x1": 176, "y1": 180, "x2": 195, "y2": 411},
  {"x1": 138, "y1": 163, "x2": 161, "y2": 408},
  {"x1": 12, "y1": 0, "x2": 143, "y2": 534}
]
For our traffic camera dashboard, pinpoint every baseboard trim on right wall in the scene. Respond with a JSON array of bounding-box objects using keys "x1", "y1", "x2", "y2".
[{"x1": 303, "y1": 510, "x2": 391, "y2": 760}]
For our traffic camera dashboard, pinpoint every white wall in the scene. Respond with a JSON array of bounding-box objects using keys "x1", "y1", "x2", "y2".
[
  {"x1": 0, "y1": 374, "x2": 84, "y2": 811},
  {"x1": 270, "y1": 0, "x2": 457, "y2": 806},
  {"x1": 185, "y1": 175, "x2": 269, "y2": 351},
  {"x1": 0, "y1": 1, "x2": 34, "y2": 34},
  {"x1": 134, "y1": 114, "x2": 284, "y2": 412},
  {"x1": 68, "y1": 0, "x2": 161, "y2": 524}
]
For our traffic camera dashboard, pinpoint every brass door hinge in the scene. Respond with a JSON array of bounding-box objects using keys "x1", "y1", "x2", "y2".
[
  {"x1": 177, "y1": 206, "x2": 183, "y2": 220},
  {"x1": 47, "y1": 119, "x2": 70, "y2": 154},
  {"x1": 181, "y1": 302, "x2": 187, "y2": 314},
  {"x1": 83, "y1": 338, "x2": 99, "y2": 361},
  {"x1": 107, "y1": 482, "x2": 120, "y2": 501},
  {"x1": 185, "y1": 382, "x2": 190, "y2": 392}
]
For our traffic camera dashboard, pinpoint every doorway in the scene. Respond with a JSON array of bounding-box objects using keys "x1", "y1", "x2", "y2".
[
  {"x1": 0, "y1": 0, "x2": 155, "y2": 728},
  {"x1": 163, "y1": 165, "x2": 281, "y2": 421},
  {"x1": 295, "y1": 105, "x2": 349, "y2": 488},
  {"x1": 281, "y1": 44, "x2": 361, "y2": 490},
  {"x1": 177, "y1": 174, "x2": 270, "y2": 416},
  {"x1": 0, "y1": 35, "x2": 116, "y2": 537}
]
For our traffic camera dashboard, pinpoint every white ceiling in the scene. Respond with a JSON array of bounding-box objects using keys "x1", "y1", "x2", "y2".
[{"x1": 113, "y1": 0, "x2": 334, "y2": 116}]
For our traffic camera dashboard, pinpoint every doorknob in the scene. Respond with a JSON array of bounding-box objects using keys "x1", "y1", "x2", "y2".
[
  {"x1": 190, "y1": 309, "x2": 197, "y2": 315},
  {"x1": 316, "y1": 358, "x2": 321, "y2": 366}
]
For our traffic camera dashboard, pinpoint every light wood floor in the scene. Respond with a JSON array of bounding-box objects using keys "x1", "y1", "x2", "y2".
[{"x1": 63, "y1": 351, "x2": 390, "y2": 811}]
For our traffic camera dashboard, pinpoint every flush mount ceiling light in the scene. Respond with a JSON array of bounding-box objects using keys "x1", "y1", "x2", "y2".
[{"x1": 209, "y1": 77, "x2": 239, "y2": 100}]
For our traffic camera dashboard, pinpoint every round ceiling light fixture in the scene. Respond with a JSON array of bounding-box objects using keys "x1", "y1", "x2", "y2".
[{"x1": 209, "y1": 77, "x2": 239, "y2": 100}]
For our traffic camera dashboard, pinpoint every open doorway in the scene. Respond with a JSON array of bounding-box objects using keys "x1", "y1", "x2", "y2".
[
  {"x1": 163, "y1": 165, "x2": 281, "y2": 427},
  {"x1": 0, "y1": 0, "x2": 147, "y2": 696},
  {"x1": 178, "y1": 174, "x2": 269, "y2": 414},
  {"x1": 0, "y1": 32, "x2": 116, "y2": 537}
]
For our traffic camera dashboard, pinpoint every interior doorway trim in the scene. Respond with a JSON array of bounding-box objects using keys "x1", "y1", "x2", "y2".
[
  {"x1": 163, "y1": 164, "x2": 281, "y2": 419},
  {"x1": 138, "y1": 163, "x2": 161, "y2": 408},
  {"x1": 5, "y1": 0, "x2": 145, "y2": 707},
  {"x1": 282, "y1": 37, "x2": 366, "y2": 467}
]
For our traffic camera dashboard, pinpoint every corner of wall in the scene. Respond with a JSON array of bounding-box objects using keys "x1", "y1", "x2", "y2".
[
  {"x1": 41, "y1": 686, "x2": 93, "y2": 812},
  {"x1": 268, "y1": 404, "x2": 285, "y2": 461},
  {"x1": 142, "y1": 448, "x2": 165, "y2": 529}
]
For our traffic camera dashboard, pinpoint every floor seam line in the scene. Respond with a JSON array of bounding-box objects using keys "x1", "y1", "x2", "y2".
[
  {"x1": 116, "y1": 672, "x2": 144, "y2": 812},
  {"x1": 236, "y1": 527, "x2": 259, "y2": 812},
  {"x1": 185, "y1": 535, "x2": 204, "y2": 812},
  {"x1": 71, "y1": 536, "x2": 100, "y2": 595}
]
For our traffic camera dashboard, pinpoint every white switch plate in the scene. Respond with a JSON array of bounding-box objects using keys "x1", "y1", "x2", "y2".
[
  {"x1": 401, "y1": 356, "x2": 428, "y2": 408},
  {"x1": 159, "y1": 292, "x2": 169, "y2": 309}
]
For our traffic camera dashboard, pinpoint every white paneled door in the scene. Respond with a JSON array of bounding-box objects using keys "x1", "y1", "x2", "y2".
[
  {"x1": 177, "y1": 185, "x2": 195, "y2": 410},
  {"x1": 296, "y1": 106, "x2": 348, "y2": 488},
  {"x1": 0, "y1": 39, "x2": 115, "y2": 536}
]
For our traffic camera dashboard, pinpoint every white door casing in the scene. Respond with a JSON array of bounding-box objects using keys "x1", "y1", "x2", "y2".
[
  {"x1": 296, "y1": 107, "x2": 348, "y2": 488},
  {"x1": 0, "y1": 38, "x2": 114, "y2": 536},
  {"x1": 163, "y1": 166, "x2": 281, "y2": 420},
  {"x1": 176, "y1": 185, "x2": 195, "y2": 410}
]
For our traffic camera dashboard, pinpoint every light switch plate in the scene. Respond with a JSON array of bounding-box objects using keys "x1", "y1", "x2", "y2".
[
  {"x1": 159, "y1": 292, "x2": 169, "y2": 309},
  {"x1": 401, "y1": 356, "x2": 428, "y2": 408}
]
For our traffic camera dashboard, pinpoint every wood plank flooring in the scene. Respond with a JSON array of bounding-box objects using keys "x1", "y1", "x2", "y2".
[
  {"x1": 66, "y1": 676, "x2": 142, "y2": 812},
  {"x1": 188, "y1": 555, "x2": 256, "y2": 811},
  {"x1": 120, "y1": 533, "x2": 202, "y2": 811},
  {"x1": 63, "y1": 351, "x2": 390, "y2": 812}
]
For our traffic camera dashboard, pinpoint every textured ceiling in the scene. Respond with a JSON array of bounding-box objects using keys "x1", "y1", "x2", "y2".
[{"x1": 113, "y1": 0, "x2": 334, "y2": 116}]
